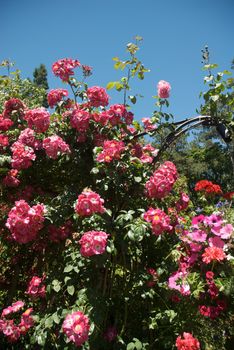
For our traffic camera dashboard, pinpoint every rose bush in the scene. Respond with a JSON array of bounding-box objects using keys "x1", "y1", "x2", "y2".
[{"x1": 0, "y1": 39, "x2": 233, "y2": 349}]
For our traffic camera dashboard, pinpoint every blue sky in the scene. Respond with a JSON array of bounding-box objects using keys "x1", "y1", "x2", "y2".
[{"x1": 1, "y1": 0, "x2": 233, "y2": 122}]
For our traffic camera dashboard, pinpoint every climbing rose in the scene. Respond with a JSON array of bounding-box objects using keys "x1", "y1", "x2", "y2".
[
  {"x1": 144, "y1": 208, "x2": 172, "y2": 235},
  {"x1": 3, "y1": 169, "x2": 20, "y2": 188},
  {"x1": 75, "y1": 190, "x2": 105, "y2": 216},
  {"x1": 52, "y1": 58, "x2": 80, "y2": 81},
  {"x1": 6, "y1": 200, "x2": 45, "y2": 243},
  {"x1": 62, "y1": 311, "x2": 90, "y2": 347},
  {"x1": 145, "y1": 161, "x2": 177, "y2": 198},
  {"x1": 176, "y1": 332, "x2": 200, "y2": 350},
  {"x1": 43, "y1": 135, "x2": 70, "y2": 159},
  {"x1": 157, "y1": 80, "x2": 171, "y2": 99},
  {"x1": 24, "y1": 107, "x2": 50, "y2": 133},
  {"x1": 0, "y1": 134, "x2": 9, "y2": 147},
  {"x1": 11, "y1": 141, "x2": 36, "y2": 170},
  {"x1": 176, "y1": 192, "x2": 190, "y2": 211},
  {"x1": 202, "y1": 246, "x2": 226, "y2": 264},
  {"x1": 70, "y1": 108, "x2": 90, "y2": 132},
  {"x1": 87, "y1": 86, "x2": 109, "y2": 107},
  {"x1": 97, "y1": 140, "x2": 125, "y2": 163},
  {"x1": 79, "y1": 230, "x2": 109, "y2": 257},
  {"x1": 0, "y1": 114, "x2": 13, "y2": 131},
  {"x1": 3, "y1": 98, "x2": 25, "y2": 118},
  {"x1": 47, "y1": 88, "x2": 68, "y2": 108},
  {"x1": 26, "y1": 276, "x2": 46, "y2": 298}
]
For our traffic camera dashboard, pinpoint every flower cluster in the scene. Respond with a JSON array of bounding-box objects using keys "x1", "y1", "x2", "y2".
[
  {"x1": 3, "y1": 169, "x2": 20, "y2": 188},
  {"x1": 3, "y1": 98, "x2": 25, "y2": 118},
  {"x1": 0, "y1": 113, "x2": 14, "y2": 131},
  {"x1": 0, "y1": 133, "x2": 9, "y2": 148},
  {"x1": 52, "y1": 58, "x2": 81, "y2": 81},
  {"x1": 42, "y1": 135, "x2": 70, "y2": 159},
  {"x1": 70, "y1": 108, "x2": 90, "y2": 133},
  {"x1": 26, "y1": 276, "x2": 46, "y2": 298},
  {"x1": 24, "y1": 107, "x2": 50, "y2": 133},
  {"x1": 168, "y1": 271, "x2": 190, "y2": 296},
  {"x1": 47, "y1": 88, "x2": 68, "y2": 108},
  {"x1": 79, "y1": 230, "x2": 109, "y2": 257},
  {"x1": 144, "y1": 208, "x2": 172, "y2": 235},
  {"x1": 87, "y1": 86, "x2": 109, "y2": 107},
  {"x1": 175, "y1": 332, "x2": 200, "y2": 350},
  {"x1": 142, "y1": 117, "x2": 156, "y2": 131},
  {"x1": 195, "y1": 180, "x2": 222, "y2": 195},
  {"x1": 75, "y1": 190, "x2": 105, "y2": 216},
  {"x1": 145, "y1": 161, "x2": 178, "y2": 198},
  {"x1": 176, "y1": 192, "x2": 190, "y2": 212},
  {"x1": 157, "y1": 80, "x2": 171, "y2": 99},
  {"x1": 96, "y1": 140, "x2": 125, "y2": 163},
  {"x1": 6, "y1": 200, "x2": 45, "y2": 243},
  {"x1": 0, "y1": 301, "x2": 34, "y2": 343},
  {"x1": 11, "y1": 141, "x2": 36, "y2": 170},
  {"x1": 62, "y1": 311, "x2": 90, "y2": 347},
  {"x1": 18, "y1": 128, "x2": 39, "y2": 148}
]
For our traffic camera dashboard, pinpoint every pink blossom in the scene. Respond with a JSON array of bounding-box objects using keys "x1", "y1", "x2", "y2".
[
  {"x1": 145, "y1": 161, "x2": 178, "y2": 199},
  {"x1": 18, "y1": 128, "x2": 36, "y2": 148},
  {"x1": 0, "y1": 134, "x2": 9, "y2": 147},
  {"x1": 191, "y1": 215, "x2": 205, "y2": 229},
  {"x1": 47, "y1": 88, "x2": 68, "y2": 108},
  {"x1": 168, "y1": 271, "x2": 190, "y2": 295},
  {"x1": 208, "y1": 236, "x2": 224, "y2": 248},
  {"x1": 219, "y1": 224, "x2": 233, "y2": 239},
  {"x1": 24, "y1": 107, "x2": 50, "y2": 133},
  {"x1": 142, "y1": 117, "x2": 156, "y2": 131},
  {"x1": 87, "y1": 86, "x2": 109, "y2": 107},
  {"x1": 3, "y1": 169, "x2": 20, "y2": 188},
  {"x1": 3, "y1": 98, "x2": 25, "y2": 118},
  {"x1": 79, "y1": 230, "x2": 109, "y2": 257},
  {"x1": 11, "y1": 141, "x2": 36, "y2": 169},
  {"x1": 176, "y1": 332, "x2": 200, "y2": 350},
  {"x1": 19, "y1": 308, "x2": 34, "y2": 335},
  {"x1": 188, "y1": 229, "x2": 207, "y2": 243},
  {"x1": 75, "y1": 190, "x2": 105, "y2": 216},
  {"x1": 6, "y1": 200, "x2": 45, "y2": 243},
  {"x1": 52, "y1": 58, "x2": 81, "y2": 81},
  {"x1": 97, "y1": 140, "x2": 125, "y2": 163},
  {"x1": 70, "y1": 108, "x2": 90, "y2": 132},
  {"x1": 0, "y1": 114, "x2": 14, "y2": 131},
  {"x1": 43, "y1": 135, "x2": 70, "y2": 159},
  {"x1": 26, "y1": 276, "x2": 46, "y2": 298},
  {"x1": 176, "y1": 192, "x2": 190, "y2": 212},
  {"x1": 204, "y1": 214, "x2": 223, "y2": 228},
  {"x1": 157, "y1": 80, "x2": 171, "y2": 99},
  {"x1": 62, "y1": 311, "x2": 90, "y2": 346},
  {"x1": 144, "y1": 208, "x2": 172, "y2": 235}
]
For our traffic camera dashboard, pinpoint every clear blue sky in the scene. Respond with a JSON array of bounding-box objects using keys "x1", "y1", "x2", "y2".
[{"x1": 1, "y1": 0, "x2": 233, "y2": 122}]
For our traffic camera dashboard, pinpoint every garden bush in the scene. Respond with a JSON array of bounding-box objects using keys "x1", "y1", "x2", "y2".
[{"x1": 0, "y1": 39, "x2": 233, "y2": 349}]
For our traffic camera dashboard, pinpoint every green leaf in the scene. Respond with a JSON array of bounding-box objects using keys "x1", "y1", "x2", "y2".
[
  {"x1": 64, "y1": 265, "x2": 73, "y2": 273},
  {"x1": 129, "y1": 95, "x2": 137, "y2": 104},
  {"x1": 127, "y1": 343, "x2": 135, "y2": 350},
  {"x1": 52, "y1": 312, "x2": 60, "y2": 324},
  {"x1": 52, "y1": 279, "x2": 61, "y2": 292},
  {"x1": 67, "y1": 285, "x2": 75, "y2": 295}
]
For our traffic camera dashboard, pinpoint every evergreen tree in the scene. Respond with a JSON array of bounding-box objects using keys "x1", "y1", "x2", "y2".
[{"x1": 33, "y1": 64, "x2": 49, "y2": 107}]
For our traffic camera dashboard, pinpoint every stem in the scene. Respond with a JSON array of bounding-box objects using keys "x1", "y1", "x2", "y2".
[{"x1": 69, "y1": 82, "x2": 77, "y2": 104}]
